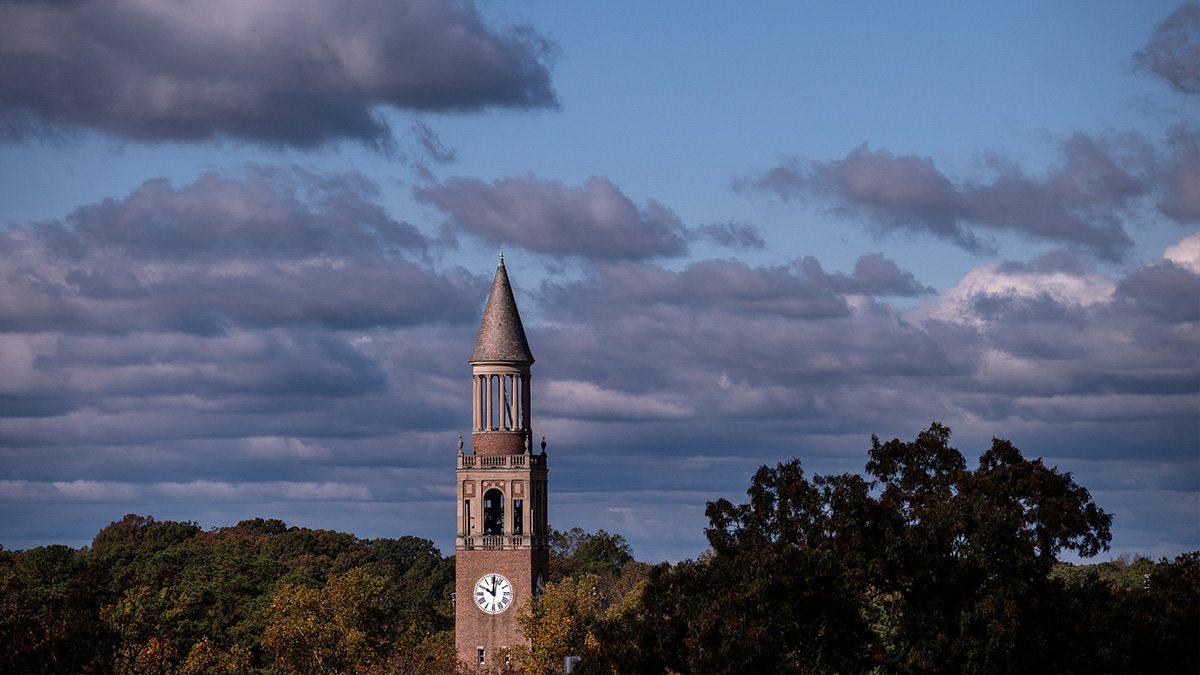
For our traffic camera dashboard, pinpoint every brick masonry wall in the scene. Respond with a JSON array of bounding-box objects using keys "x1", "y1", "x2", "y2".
[
  {"x1": 455, "y1": 547, "x2": 550, "y2": 666},
  {"x1": 471, "y1": 431, "x2": 527, "y2": 456}
]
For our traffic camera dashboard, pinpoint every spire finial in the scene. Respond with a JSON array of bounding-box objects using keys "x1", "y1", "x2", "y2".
[{"x1": 498, "y1": 248, "x2": 504, "y2": 267}]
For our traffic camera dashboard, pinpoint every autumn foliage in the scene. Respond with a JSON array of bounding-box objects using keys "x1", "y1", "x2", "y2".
[
  {"x1": 0, "y1": 515, "x2": 457, "y2": 673},
  {"x1": 1, "y1": 424, "x2": 1196, "y2": 673}
]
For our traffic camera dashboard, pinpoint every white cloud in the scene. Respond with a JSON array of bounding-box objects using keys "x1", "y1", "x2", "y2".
[
  {"x1": 242, "y1": 436, "x2": 331, "y2": 459},
  {"x1": 541, "y1": 379, "x2": 693, "y2": 420},
  {"x1": 915, "y1": 261, "x2": 1116, "y2": 325},
  {"x1": 1163, "y1": 231, "x2": 1200, "y2": 273}
]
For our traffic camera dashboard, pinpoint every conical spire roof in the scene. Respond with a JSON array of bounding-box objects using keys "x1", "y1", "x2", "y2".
[{"x1": 470, "y1": 256, "x2": 534, "y2": 364}]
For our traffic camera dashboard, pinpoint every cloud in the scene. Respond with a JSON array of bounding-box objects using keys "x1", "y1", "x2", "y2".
[
  {"x1": 0, "y1": 0, "x2": 558, "y2": 149},
  {"x1": 242, "y1": 436, "x2": 332, "y2": 460},
  {"x1": 809, "y1": 253, "x2": 935, "y2": 297},
  {"x1": 919, "y1": 252, "x2": 1117, "y2": 326},
  {"x1": 1, "y1": 168, "x2": 1195, "y2": 560},
  {"x1": 0, "y1": 479, "x2": 370, "y2": 502},
  {"x1": 530, "y1": 233, "x2": 1197, "y2": 451},
  {"x1": 736, "y1": 134, "x2": 1156, "y2": 260},
  {"x1": 1116, "y1": 258, "x2": 1200, "y2": 322},
  {"x1": 540, "y1": 254, "x2": 931, "y2": 326},
  {"x1": 0, "y1": 167, "x2": 482, "y2": 335},
  {"x1": 60, "y1": 166, "x2": 428, "y2": 260},
  {"x1": 1163, "y1": 230, "x2": 1200, "y2": 272},
  {"x1": 0, "y1": 164, "x2": 494, "y2": 488},
  {"x1": 692, "y1": 222, "x2": 767, "y2": 250},
  {"x1": 542, "y1": 380, "x2": 693, "y2": 421},
  {"x1": 411, "y1": 122, "x2": 458, "y2": 164},
  {"x1": 541, "y1": 259, "x2": 849, "y2": 320},
  {"x1": 415, "y1": 175, "x2": 690, "y2": 260},
  {"x1": 1159, "y1": 125, "x2": 1200, "y2": 223},
  {"x1": 1133, "y1": 2, "x2": 1200, "y2": 94},
  {"x1": 910, "y1": 241, "x2": 1198, "y2": 400}
]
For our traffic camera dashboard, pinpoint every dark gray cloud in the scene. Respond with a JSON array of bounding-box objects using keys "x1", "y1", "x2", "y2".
[
  {"x1": 415, "y1": 175, "x2": 691, "y2": 260},
  {"x1": 1133, "y1": 2, "x2": 1200, "y2": 94},
  {"x1": 0, "y1": 0, "x2": 558, "y2": 149},
  {"x1": 1, "y1": 168, "x2": 1196, "y2": 562},
  {"x1": 541, "y1": 259, "x2": 851, "y2": 320},
  {"x1": 0, "y1": 168, "x2": 481, "y2": 335},
  {"x1": 692, "y1": 221, "x2": 767, "y2": 250},
  {"x1": 530, "y1": 235, "x2": 1198, "y2": 446},
  {"x1": 1159, "y1": 125, "x2": 1200, "y2": 223},
  {"x1": 535, "y1": 255, "x2": 929, "y2": 335},
  {"x1": 736, "y1": 134, "x2": 1156, "y2": 260},
  {"x1": 996, "y1": 249, "x2": 1093, "y2": 276},
  {"x1": 0, "y1": 166, "x2": 498, "y2": 532},
  {"x1": 411, "y1": 122, "x2": 458, "y2": 164},
  {"x1": 1116, "y1": 259, "x2": 1200, "y2": 322},
  {"x1": 819, "y1": 253, "x2": 935, "y2": 297},
  {"x1": 736, "y1": 144, "x2": 982, "y2": 249},
  {"x1": 61, "y1": 166, "x2": 427, "y2": 260}
]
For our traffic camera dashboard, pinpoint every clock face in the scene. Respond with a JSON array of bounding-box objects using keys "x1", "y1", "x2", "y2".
[{"x1": 474, "y1": 573, "x2": 513, "y2": 614}]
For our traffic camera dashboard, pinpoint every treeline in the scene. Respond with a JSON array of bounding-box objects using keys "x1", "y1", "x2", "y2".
[
  {"x1": 0, "y1": 515, "x2": 458, "y2": 673},
  {"x1": 513, "y1": 424, "x2": 1199, "y2": 674},
  {"x1": 2, "y1": 424, "x2": 1197, "y2": 673}
]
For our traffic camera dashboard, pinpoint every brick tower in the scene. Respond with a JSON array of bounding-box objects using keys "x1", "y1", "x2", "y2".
[{"x1": 455, "y1": 254, "x2": 549, "y2": 667}]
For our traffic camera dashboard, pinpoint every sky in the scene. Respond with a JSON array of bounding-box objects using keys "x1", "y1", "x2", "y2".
[{"x1": 0, "y1": 0, "x2": 1197, "y2": 562}]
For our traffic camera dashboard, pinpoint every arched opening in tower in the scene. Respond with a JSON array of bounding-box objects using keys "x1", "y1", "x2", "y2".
[{"x1": 483, "y1": 488, "x2": 504, "y2": 535}]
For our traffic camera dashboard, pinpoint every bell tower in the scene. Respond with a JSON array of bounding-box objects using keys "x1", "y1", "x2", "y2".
[{"x1": 455, "y1": 254, "x2": 549, "y2": 667}]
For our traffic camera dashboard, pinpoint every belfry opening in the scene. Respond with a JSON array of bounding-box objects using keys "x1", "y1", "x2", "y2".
[{"x1": 483, "y1": 488, "x2": 504, "y2": 535}]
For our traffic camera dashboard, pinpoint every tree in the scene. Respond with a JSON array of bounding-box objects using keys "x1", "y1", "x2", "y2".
[
  {"x1": 262, "y1": 565, "x2": 457, "y2": 674},
  {"x1": 0, "y1": 432, "x2": 1195, "y2": 675},
  {"x1": 0, "y1": 515, "x2": 458, "y2": 673},
  {"x1": 516, "y1": 564, "x2": 651, "y2": 674},
  {"x1": 610, "y1": 423, "x2": 1121, "y2": 673},
  {"x1": 262, "y1": 568, "x2": 393, "y2": 673},
  {"x1": 549, "y1": 528, "x2": 634, "y2": 581},
  {"x1": 0, "y1": 545, "x2": 108, "y2": 673},
  {"x1": 630, "y1": 464, "x2": 879, "y2": 672},
  {"x1": 867, "y1": 425, "x2": 1112, "y2": 671},
  {"x1": 1133, "y1": 551, "x2": 1200, "y2": 672}
]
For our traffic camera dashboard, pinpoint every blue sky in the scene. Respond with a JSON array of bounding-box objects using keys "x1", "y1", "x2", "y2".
[{"x1": 0, "y1": 0, "x2": 1196, "y2": 562}]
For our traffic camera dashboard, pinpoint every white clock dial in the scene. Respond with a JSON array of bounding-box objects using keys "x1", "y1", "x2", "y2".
[{"x1": 473, "y1": 573, "x2": 513, "y2": 614}]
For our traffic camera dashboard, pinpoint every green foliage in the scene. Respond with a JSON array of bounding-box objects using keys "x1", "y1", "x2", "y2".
[
  {"x1": 548, "y1": 527, "x2": 634, "y2": 580},
  {"x1": 1, "y1": 424, "x2": 1197, "y2": 674},
  {"x1": 0, "y1": 544, "x2": 109, "y2": 672},
  {"x1": 523, "y1": 424, "x2": 1198, "y2": 674},
  {"x1": 515, "y1": 564, "x2": 652, "y2": 674},
  {"x1": 0, "y1": 513, "x2": 455, "y2": 674},
  {"x1": 631, "y1": 467, "x2": 881, "y2": 672}
]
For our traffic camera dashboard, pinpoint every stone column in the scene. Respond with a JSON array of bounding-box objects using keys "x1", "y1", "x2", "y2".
[
  {"x1": 522, "y1": 374, "x2": 531, "y2": 430},
  {"x1": 510, "y1": 375, "x2": 520, "y2": 432},
  {"x1": 485, "y1": 374, "x2": 493, "y2": 431},
  {"x1": 504, "y1": 480, "x2": 512, "y2": 541}
]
